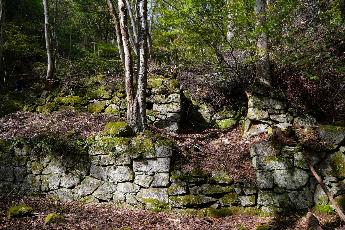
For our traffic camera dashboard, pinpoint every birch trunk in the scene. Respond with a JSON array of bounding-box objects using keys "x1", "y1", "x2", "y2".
[
  {"x1": 125, "y1": 0, "x2": 138, "y2": 55},
  {"x1": 255, "y1": 0, "x2": 270, "y2": 89},
  {"x1": 43, "y1": 0, "x2": 54, "y2": 79},
  {"x1": 118, "y1": 0, "x2": 135, "y2": 126},
  {"x1": 107, "y1": 0, "x2": 125, "y2": 63},
  {"x1": 135, "y1": 0, "x2": 148, "y2": 131}
]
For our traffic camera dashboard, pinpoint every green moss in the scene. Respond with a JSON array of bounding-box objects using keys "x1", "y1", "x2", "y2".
[
  {"x1": 320, "y1": 125, "x2": 345, "y2": 133},
  {"x1": 209, "y1": 171, "x2": 233, "y2": 184},
  {"x1": 206, "y1": 207, "x2": 234, "y2": 218},
  {"x1": 55, "y1": 95, "x2": 85, "y2": 106},
  {"x1": 36, "y1": 102, "x2": 57, "y2": 114},
  {"x1": 104, "y1": 105, "x2": 121, "y2": 115},
  {"x1": 167, "y1": 183, "x2": 186, "y2": 195},
  {"x1": 169, "y1": 195, "x2": 214, "y2": 207},
  {"x1": 103, "y1": 121, "x2": 132, "y2": 137},
  {"x1": 330, "y1": 151, "x2": 345, "y2": 178},
  {"x1": 147, "y1": 109, "x2": 159, "y2": 117},
  {"x1": 7, "y1": 204, "x2": 33, "y2": 219},
  {"x1": 131, "y1": 134, "x2": 155, "y2": 157},
  {"x1": 256, "y1": 224, "x2": 272, "y2": 230},
  {"x1": 148, "y1": 78, "x2": 164, "y2": 88},
  {"x1": 87, "y1": 86, "x2": 112, "y2": 99},
  {"x1": 91, "y1": 137, "x2": 130, "y2": 155},
  {"x1": 88, "y1": 101, "x2": 106, "y2": 113},
  {"x1": 220, "y1": 193, "x2": 240, "y2": 206},
  {"x1": 44, "y1": 213, "x2": 64, "y2": 224},
  {"x1": 314, "y1": 203, "x2": 335, "y2": 214},
  {"x1": 115, "y1": 91, "x2": 126, "y2": 98},
  {"x1": 143, "y1": 198, "x2": 169, "y2": 212},
  {"x1": 167, "y1": 79, "x2": 180, "y2": 91},
  {"x1": 198, "y1": 184, "x2": 234, "y2": 195},
  {"x1": 216, "y1": 118, "x2": 237, "y2": 129}
]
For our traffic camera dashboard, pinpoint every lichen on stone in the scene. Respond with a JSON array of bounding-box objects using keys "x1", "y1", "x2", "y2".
[{"x1": 215, "y1": 118, "x2": 237, "y2": 129}]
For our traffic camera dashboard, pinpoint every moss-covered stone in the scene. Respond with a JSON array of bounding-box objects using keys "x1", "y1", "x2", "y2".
[
  {"x1": 220, "y1": 193, "x2": 240, "y2": 206},
  {"x1": 209, "y1": 171, "x2": 234, "y2": 185},
  {"x1": 86, "y1": 86, "x2": 112, "y2": 99},
  {"x1": 193, "y1": 184, "x2": 234, "y2": 195},
  {"x1": 330, "y1": 151, "x2": 345, "y2": 178},
  {"x1": 131, "y1": 133, "x2": 155, "y2": 158},
  {"x1": 90, "y1": 137, "x2": 130, "y2": 155},
  {"x1": 36, "y1": 102, "x2": 57, "y2": 114},
  {"x1": 7, "y1": 204, "x2": 33, "y2": 219},
  {"x1": 88, "y1": 101, "x2": 106, "y2": 113},
  {"x1": 148, "y1": 78, "x2": 164, "y2": 88},
  {"x1": 104, "y1": 105, "x2": 121, "y2": 115},
  {"x1": 142, "y1": 198, "x2": 169, "y2": 212},
  {"x1": 103, "y1": 121, "x2": 132, "y2": 137},
  {"x1": 216, "y1": 118, "x2": 237, "y2": 129},
  {"x1": 44, "y1": 213, "x2": 64, "y2": 224},
  {"x1": 167, "y1": 183, "x2": 187, "y2": 196},
  {"x1": 55, "y1": 96, "x2": 85, "y2": 106},
  {"x1": 206, "y1": 207, "x2": 234, "y2": 218},
  {"x1": 169, "y1": 195, "x2": 216, "y2": 207}
]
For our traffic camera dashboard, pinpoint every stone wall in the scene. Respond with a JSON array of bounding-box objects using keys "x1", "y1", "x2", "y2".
[
  {"x1": 1, "y1": 121, "x2": 345, "y2": 213},
  {"x1": 245, "y1": 89, "x2": 345, "y2": 212},
  {"x1": 0, "y1": 130, "x2": 252, "y2": 213}
]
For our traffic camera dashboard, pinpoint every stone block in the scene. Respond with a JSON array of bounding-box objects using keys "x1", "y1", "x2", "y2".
[
  {"x1": 13, "y1": 167, "x2": 27, "y2": 182},
  {"x1": 41, "y1": 174, "x2": 60, "y2": 191},
  {"x1": 151, "y1": 173, "x2": 170, "y2": 187},
  {"x1": 256, "y1": 171, "x2": 274, "y2": 189},
  {"x1": 93, "y1": 182, "x2": 117, "y2": 201},
  {"x1": 167, "y1": 183, "x2": 187, "y2": 196},
  {"x1": 134, "y1": 174, "x2": 153, "y2": 188},
  {"x1": 288, "y1": 188, "x2": 313, "y2": 209},
  {"x1": 108, "y1": 166, "x2": 134, "y2": 183},
  {"x1": 90, "y1": 165, "x2": 108, "y2": 181},
  {"x1": 257, "y1": 191, "x2": 291, "y2": 208},
  {"x1": 117, "y1": 182, "x2": 140, "y2": 194},
  {"x1": 60, "y1": 173, "x2": 80, "y2": 189},
  {"x1": 239, "y1": 195, "x2": 256, "y2": 207},
  {"x1": 76, "y1": 176, "x2": 102, "y2": 197},
  {"x1": 273, "y1": 169, "x2": 309, "y2": 190},
  {"x1": 137, "y1": 188, "x2": 169, "y2": 203}
]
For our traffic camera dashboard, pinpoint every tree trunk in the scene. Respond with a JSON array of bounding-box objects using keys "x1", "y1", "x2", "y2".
[
  {"x1": 107, "y1": 0, "x2": 125, "y2": 63},
  {"x1": 118, "y1": 0, "x2": 136, "y2": 126},
  {"x1": 0, "y1": 0, "x2": 5, "y2": 84},
  {"x1": 43, "y1": 0, "x2": 54, "y2": 79},
  {"x1": 147, "y1": 0, "x2": 154, "y2": 58},
  {"x1": 255, "y1": 0, "x2": 270, "y2": 90},
  {"x1": 125, "y1": 0, "x2": 138, "y2": 55},
  {"x1": 135, "y1": 0, "x2": 148, "y2": 132}
]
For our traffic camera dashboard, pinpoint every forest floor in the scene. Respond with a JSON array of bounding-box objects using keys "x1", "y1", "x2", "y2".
[{"x1": 0, "y1": 195, "x2": 341, "y2": 230}]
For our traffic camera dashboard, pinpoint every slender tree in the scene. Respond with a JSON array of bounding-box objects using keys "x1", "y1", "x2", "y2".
[
  {"x1": 135, "y1": 0, "x2": 148, "y2": 131},
  {"x1": 43, "y1": 0, "x2": 54, "y2": 79},
  {"x1": 117, "y1": 0, "x2": 148, "y2": 132},
  {"x1": 107, "y1": 0, "x2": 125, "y2": 63},
  {"x1": 0, "y1": 0, "x2": 5, "y2": 83},
  {"x1": 255, "y1": 0, "x2": 270, "y2": 90}
]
